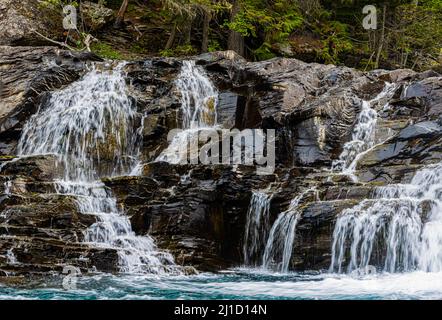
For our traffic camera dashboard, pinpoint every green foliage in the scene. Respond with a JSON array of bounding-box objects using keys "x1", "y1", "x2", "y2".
[
  {"x1": 44, "y1": 0, "x2": 441, "y2": 70},
  {"x1": 91, "y1": 43, "x2": 123, "y2": 59},
  {"x1": 160, "y1": 44, "x2": 198, "y2": 57},
  {"x1": 226, "y1": 0, "x2": 303, "y2": 43},
  {"x1": 130, "y1": 44, "x2": 146, "y2": 54},
  {"x1": 317, "y1": 21, "x2": 353, "y2": 64},
  {"x1": 253, "y1": 42, "x2": 276, "y2": 60},
  {"x1": 208, "y1": 39, "x2": 222, "y2": 52},
  {"x1": 393, "y1": 0, "x2": 442, "y2": 67}
]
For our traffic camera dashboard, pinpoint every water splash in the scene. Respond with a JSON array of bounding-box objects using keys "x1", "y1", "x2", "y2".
[
  {"x1": 262, "y1": 188, "x2": 316, "y2": 272},
  {"x1": 156, "y1": 60, "x2": 218, "y2": 163},
  {"x1": 6, "y1": 248, "x2": 17, "y2": 265},
  {"x1": 3, "y1": 180, "x2": 12, "y2": 195},
  {"x1": 17, "y1": 63, "x2": 180, "y2": 274},
  {"x1": 243, "y1": 191, "x2": 272, "y2": 266},
  {"x1": 331, "y1": 83, "x2": 397, "y2": 178},
  {"x1": 330, "y1": 163, "x2": 442, "y2": 274}
]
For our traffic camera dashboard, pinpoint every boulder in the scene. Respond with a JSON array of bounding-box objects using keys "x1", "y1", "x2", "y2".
[
  {"x1": 0, "y1": 0, "x2": 63, "y2": 46},
  {"x1": 80, "y1": 1, "x2": 115, "y2": 31}
]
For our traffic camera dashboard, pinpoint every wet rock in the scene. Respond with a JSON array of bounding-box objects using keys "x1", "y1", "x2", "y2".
[
  {"x1": 398, "y1": 121, "x2": 442, "y2": 140},
  {"x1": 294, "y1": 199, "x2": 361, "y2": 270},
  {"x1": 105, "y1": 163, "x2": 276, "y2": 271},
  {"x1": 80, "y1": 1, "x2": 115, "y2": 31},
  {"x1": 0, "y1": 155, "x2": 64, "y2": 181}
]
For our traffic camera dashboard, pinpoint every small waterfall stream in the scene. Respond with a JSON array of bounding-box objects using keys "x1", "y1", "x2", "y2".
[
  {"x1": 156, "y1": 60, "x2": 219, "y2": 163},
  {"x1": 262, "y1": 188, "x2": 316, "y2": 272},
  {"x1": 331, "y1": 83, "x2": 397, "y2": 179},
  {"x1": 17, "y1": 63, "x2": 180, "y2": 274},
  {"x1": 242, "y1": 191, "x2": 272, "y2": 266}
]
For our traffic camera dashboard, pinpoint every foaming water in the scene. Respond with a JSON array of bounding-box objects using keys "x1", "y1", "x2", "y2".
[
  {"x1": 331, "y1": 163, "x2": 442, "y2": 274},
  {"x1": 16, "y1": 63, "x2": 180, "y2": 274},
  {"x1": 156, "y1": 60, "x2": 218, "y2": 163},
  {"x1": 2, "y1": 271, "x2": 442, "y2": 300}
]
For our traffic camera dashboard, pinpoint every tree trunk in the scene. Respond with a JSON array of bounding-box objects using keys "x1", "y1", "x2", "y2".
[
  {"x1": 228, "y1": 0, "x2": 245, "y2": 56},
  {"x1": 165, "y1": 22, "x2": 177, "y2": 50},
  {"x1": 375, "y1": 4, "x2": 387, "y2": 69},
  {"x1": 114, "y1": 0, "x2": 129, "y2": 28},
  {"x1": 185, "y1": 20, "x2": 192, "y2": 44},
  {"x1": 201, "y1": 11, "x2": 211, "y2": 53}
]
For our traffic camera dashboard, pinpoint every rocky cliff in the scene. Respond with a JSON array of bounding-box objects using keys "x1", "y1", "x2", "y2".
[{"x1": 0, "y1": 45, "x2": 441, "y2": 279}]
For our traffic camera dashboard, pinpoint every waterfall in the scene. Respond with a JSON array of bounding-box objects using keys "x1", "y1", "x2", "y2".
[
  {"x1": 156, "y1": 60, "x2": 219, "y2": 163},
  {"x1": 330, "y1": 163, "x2": 442, "y2": 274},
  {"x1": 331, "y1": 83, "x2": 397, "y2": 179},
  {"x1": 17, "y1": 63, "x2": 180, "y2": 274},
  {"x1": 4, "y1": 180, "x2": 11, "y2": 195},
  {"x1": 243, "y1": 191, "x2": 272, "y2": 266},
  {"x1": 262, "y1": 188, "x2": 316, "y2": 272}
]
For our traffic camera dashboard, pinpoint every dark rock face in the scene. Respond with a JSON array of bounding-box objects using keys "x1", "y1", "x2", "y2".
[
  {"x1": 0, "y1": 155, "x2": 119, "y2": 277},
  {"x1": 104, "y1": 163, "x2": 276, "y2": 271},
  {"x1": 1, "y1": 47, "x2": 442, "y2": 276}
]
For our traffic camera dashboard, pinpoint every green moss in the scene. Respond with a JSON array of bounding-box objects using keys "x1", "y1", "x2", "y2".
[
  {"x1": 129, "y1": 43, "x2": 146, "y2": 54},
  {"x1": 91, "y1": 43, "x2": 123, "y2": 60},
  {"x1": 160, "y1": 45, "x2": 197, "y2": 57},
  {"x1": 254, "y1": 43, "x2": 276, "y2": 61}
]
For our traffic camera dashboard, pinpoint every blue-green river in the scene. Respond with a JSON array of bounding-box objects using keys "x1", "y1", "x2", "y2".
[{"x1": 1, "y1": 269, "x2": 442, "y2": 300}]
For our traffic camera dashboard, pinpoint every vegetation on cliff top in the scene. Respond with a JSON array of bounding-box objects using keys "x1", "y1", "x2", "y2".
[{"x1": 40, "y1": 0, "x2": 441, "y2": 71}]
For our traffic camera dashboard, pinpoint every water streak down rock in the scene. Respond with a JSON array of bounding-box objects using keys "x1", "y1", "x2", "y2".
[{"x1": 16, "y1": 63, "x2": 181, "y2": 275}]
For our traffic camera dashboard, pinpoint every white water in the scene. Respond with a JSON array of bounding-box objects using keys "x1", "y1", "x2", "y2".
[
  {"x1": 331, "y1": 83, "x2": 397, "y2": 178},
  {"x1": 331, "y1": 163, "x2": 442, "y2": 274},
  {"x1": 3, "y1": 180, "x2": 12, "y2": 195},
  {"x1": 16, "y1": 63, "x2": 180, "y2": 274},
  {"x1": 243, "y1": 191, "x2": 272, "y2": 266},
  {"x1": 262, "y1": 188, "x2": 316, "y2": 272},
  {"x1": 156, "y1": 60, "x2": 219, "y2": 163},
  {"x1": 6, "y1": 248, "x2": 17, "y2": 265}
]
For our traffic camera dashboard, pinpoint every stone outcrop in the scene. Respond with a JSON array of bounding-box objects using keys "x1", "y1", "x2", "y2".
[
  {"x1": 80, "y1": 1, "x2": 115, "y2": 31},
  {"x1": 0, "y1": 0, "x2": 64, "y2": 46},
  {"x1": 0, "y1": 46, "x2": 441, "y2": 277}
]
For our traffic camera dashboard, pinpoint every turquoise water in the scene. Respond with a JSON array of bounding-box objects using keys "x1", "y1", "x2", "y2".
[{"x1": 1, "y1": 269, "x2": 442, "y2": 300}]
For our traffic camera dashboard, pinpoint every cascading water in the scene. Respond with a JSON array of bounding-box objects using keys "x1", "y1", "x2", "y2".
[
  {"x1": 330, "y1": 163, "x2": 442, "y2": 274},
  {"x1": 3, "y1": 180, "x2": 11, "y2": 196},
  {"x1": 17, "y1": 63, "x2": 180, "y2": 274},
  {"x1": 242, "y1": 191, "x2": 272, "y2": 266},
  {"x1": 331, "y1": 83, "x2": 397, "y2": 179},
  {"x1": 262, "y1": 188, "x2": 316, "y2": 272},
  {"x1": 156, "y1": 60, "x2": 218, "y2": 163}
]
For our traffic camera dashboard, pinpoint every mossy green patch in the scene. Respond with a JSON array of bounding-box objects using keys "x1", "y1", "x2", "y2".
[{"x1": 91, "y1": 42, "x2": 123, "y2": 60}]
